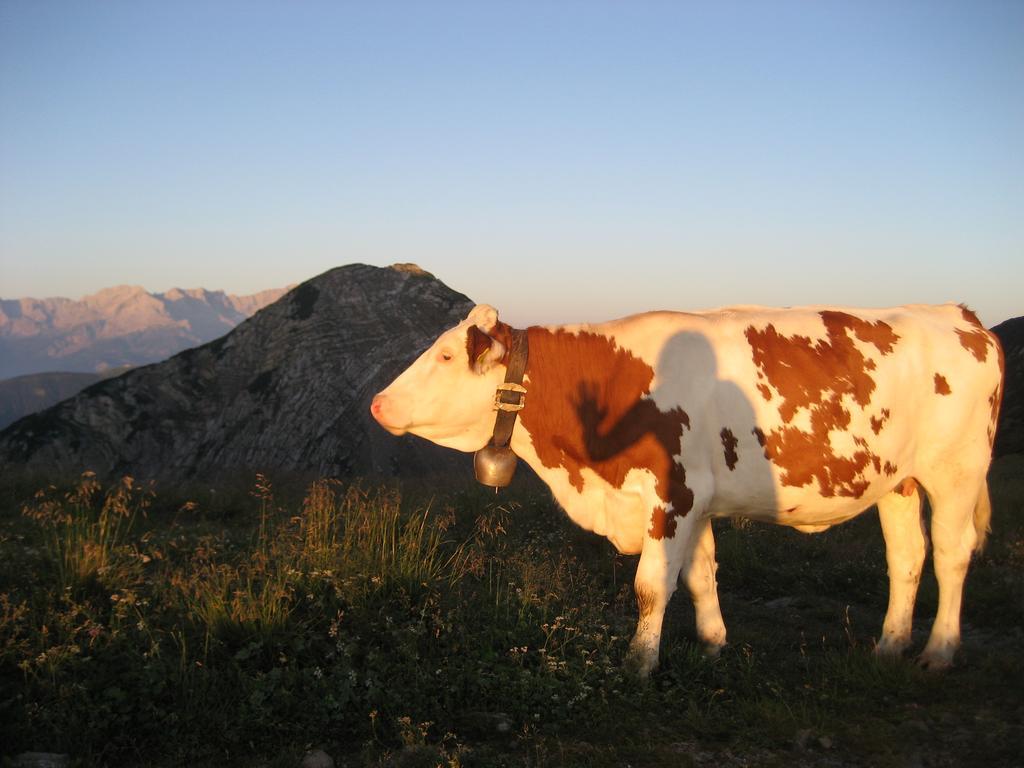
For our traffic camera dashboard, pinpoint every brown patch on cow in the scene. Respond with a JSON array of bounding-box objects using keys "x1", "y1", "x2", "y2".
[
  {"x1": 988, "y1": 337, "x2": 1006, "y2": 447},
  {"x1": 988, "y1": 385, "x2": 1002, "y2": 447},
  {"x1": 752, "y1": 427, "x2": 770, "y2": 459},
  {"x1": 960, "y1": 304, "x2": 984, "y2": 328},
  {"x1": 757, "y1": 424, "x2": 872, "y2": 498},
  {"x1": 956, "y1": 327, "x2": 992, "y2": 362},
  {"x1": 883, "y1": 461, "x2": 898, "y2": 476},
  {"x1": 756, "y1": 383, "x2": 772, "y2": 401},
  {"x1": 872, "y1": 455, "x2": 882, "y2": 474},
  {"x1": 648, "y1": 507, "x2": 675, "y2": 541},
  {"x1": 466, "y1": 321, "x2": 513, "y2": 368},
  {"x1": 519, "y1": 328, "x2": 694, "y2": 540},
  {"x1": 934, "y1": 373, "x2": 952, "y2": 395},
  {"x1": 746, "y1": 312, "x2": 898, "y2": 423},
  {"x1": 989, "y1": 387, "x2": 1001, "y2": 442},
  {"x1": 720, "y1": 428, "x2": 739, "y2": 470},
  {"x1": 831, "y1": 311, "x2": 900, "y2": 355},
  {"x1": 870, "y1": 408, "x2": 891, "y2": 434},
  {"x1": 744, "y1": 312, "x2": 898, "y2": 498},
  {"x1": 898, "y1": 477, "x2": 918, "y2": 497}
]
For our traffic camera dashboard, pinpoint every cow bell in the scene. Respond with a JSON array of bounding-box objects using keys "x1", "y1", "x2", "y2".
[{"x1": 474, "y1": 443, "x2": 518, "y2": 488}]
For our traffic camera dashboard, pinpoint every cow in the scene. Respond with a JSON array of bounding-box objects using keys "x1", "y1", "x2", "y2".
[{"x1": 371, "y1": 303, "x2": 1004, "y2": 676}]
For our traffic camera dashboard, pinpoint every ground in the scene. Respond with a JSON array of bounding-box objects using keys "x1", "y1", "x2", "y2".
[{"x1": 1, "y1": 456, "x2": 1022, "y2": 767}]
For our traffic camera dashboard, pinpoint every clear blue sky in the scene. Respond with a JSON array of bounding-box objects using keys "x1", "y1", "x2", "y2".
[{"x1": 1, "y1": 1, "x2": 1021, "y2": 327}]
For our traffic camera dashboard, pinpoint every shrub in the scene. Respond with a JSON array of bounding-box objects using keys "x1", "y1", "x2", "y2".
[
  {"x1": 335, "y1": 484, "x2": 470, "y2": 595},
  {"x1": 22, "y1": 472, "x2": 150, "y2": 595}
]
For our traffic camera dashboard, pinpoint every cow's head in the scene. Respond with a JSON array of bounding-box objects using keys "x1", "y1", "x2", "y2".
[{"x1": 370, "y1": 304, "x2": 511, "y2": 451}]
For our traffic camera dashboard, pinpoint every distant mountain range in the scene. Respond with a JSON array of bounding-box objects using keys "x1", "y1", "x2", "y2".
[
  {"x1": 0, "y1": 284, "x2": 289, "y2": 380},
  {"x1": 0, "y1": 264, "x2": 475, "y2": 481}
]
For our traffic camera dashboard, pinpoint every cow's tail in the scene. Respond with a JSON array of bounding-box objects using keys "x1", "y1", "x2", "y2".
[{"x1": 973, "y1": 481, "x2": 992, "y2": 554}]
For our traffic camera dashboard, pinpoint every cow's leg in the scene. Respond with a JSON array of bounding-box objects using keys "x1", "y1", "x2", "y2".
[
  {"x1": 875, "y1": 483, "x2": 927, "y2": 658},
  {"x1": 627, "y1": 525, "x2": 681, "y2": 679},
  {"x1": 683, "y1": 518, "x2": 727, "y2": 656},
  {"x1": 627, "y1": 508, "x2": 703, "y2": 678},
  {"x1": 919, "y1": 475, "x2": 985, "y2": 670}
]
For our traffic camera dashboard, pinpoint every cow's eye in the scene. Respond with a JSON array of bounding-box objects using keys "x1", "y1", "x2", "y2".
[{"x1": 440, "y1": 351, "x2": 453, "y2": 362}]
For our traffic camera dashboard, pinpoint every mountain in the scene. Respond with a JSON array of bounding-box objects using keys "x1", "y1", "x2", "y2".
[
  {"x1": 0, "y1": 284, "x2": 289, "y2": 379},
  {"x1": 992, "y1": 316, "x2": 1024, "y2": 457},
  {"x1": 0, "y1": 264, "x2": 475, "y2": 481},
  {"x1": 0, "y1": 368, "x2": 130, "y2": 430}
]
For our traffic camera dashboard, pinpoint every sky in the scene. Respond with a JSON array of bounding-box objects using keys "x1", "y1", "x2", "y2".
[{"x1": 1, "y1": 1, "x2": 1021, "y2": 328}]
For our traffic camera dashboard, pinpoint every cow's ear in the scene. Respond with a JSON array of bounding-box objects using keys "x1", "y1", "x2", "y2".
[
  {"x1": 467, "y1": 325, "x2": 507, "y2": 374},
  {"x1": 467, "y1": 304, "x2": 499, "y2": 333}
]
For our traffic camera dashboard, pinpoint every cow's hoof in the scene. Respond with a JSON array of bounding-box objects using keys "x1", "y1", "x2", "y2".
[
  {"x1": 873, "y1": 636, "x2": 911, "y2": 659},
  {"x1": 916, "y1": 652, "x2": 954, "y2": 672},
  {"x1": 917, "y1": 637, "x2": 958, "y2": 671},
  {"x1": 701, "y1": 640, "x2": 726, "y2": 660},
  {"x1": 625, "y1": 647, "x2": 657, "y2": 680}
]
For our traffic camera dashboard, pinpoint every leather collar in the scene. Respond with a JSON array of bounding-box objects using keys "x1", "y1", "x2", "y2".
[{"x1": 488, "y1": 328, "x2": 528, "y2": 449}]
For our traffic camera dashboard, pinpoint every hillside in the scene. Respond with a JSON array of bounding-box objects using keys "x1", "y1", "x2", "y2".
[
  {"x1": 992, "y1": 315, "x2": 1024, "y2": 457},
  {"x1": 0, "y1": 264, "x2": 474, "y2": 481},
  {"x1": 0, "y1": 284, "x2": 288, "y2": 379},
  {"x1": 0, "y1": 369, "x2": 130, "y2": 430}
]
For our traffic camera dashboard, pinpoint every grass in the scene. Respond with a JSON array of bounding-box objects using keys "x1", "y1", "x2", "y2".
[
  {"x1": 1, "y1": 456, "x2": 1022, "y2": 766},
  {"x1": 20, "y1": 472, "x2": 150, "y2": 597}
]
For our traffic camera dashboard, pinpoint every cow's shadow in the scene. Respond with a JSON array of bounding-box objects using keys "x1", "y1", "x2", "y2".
[
  {"x1": 565, "y1": 328, "x2": 803, "y2": 648},
  {"x1": 569, "y1": 329, "x2": 778, "y2": 521}
]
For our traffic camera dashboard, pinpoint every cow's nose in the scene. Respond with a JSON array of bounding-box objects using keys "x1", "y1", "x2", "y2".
[
  {"x1": 371, "y1": 393, "x2": 408, "y2": 435},
  {"x1": 370, "y1": 394, "x2": 385, "y2": 421}
]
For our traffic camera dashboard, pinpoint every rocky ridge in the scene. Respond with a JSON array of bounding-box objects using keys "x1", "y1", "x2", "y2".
[{"x1": 0, "y1": 264, "x2": 475, "y2": 480}]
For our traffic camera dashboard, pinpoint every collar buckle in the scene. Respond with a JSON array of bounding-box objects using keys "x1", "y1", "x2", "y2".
[{"x1": 494, "y1": 382, "x2": 526, "y2": 412}]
